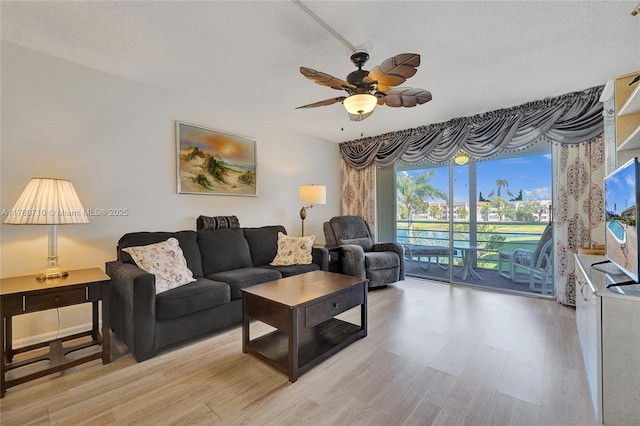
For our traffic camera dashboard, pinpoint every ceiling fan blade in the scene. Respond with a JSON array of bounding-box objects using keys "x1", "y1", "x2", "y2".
[
  {"x1": 296, "y1": 96, "x2": 346, "y2": 109},
  {"x1": 382, "y1": 88, "x2": 432, "y2": 108},
  {"x1": 300, "y1": 67, "x2": 356, "y2": 91},
  {"x1": 348, "y1": 110, "x2": 374, "y2": 121},
  {"x1": 365, "y1": 53, "x2": 421, "y2": 90}
]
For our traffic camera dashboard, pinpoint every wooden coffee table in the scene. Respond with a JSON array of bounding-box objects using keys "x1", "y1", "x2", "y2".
[{"x1": 241, "y1": 270, "x2": 367, "y2": 382}]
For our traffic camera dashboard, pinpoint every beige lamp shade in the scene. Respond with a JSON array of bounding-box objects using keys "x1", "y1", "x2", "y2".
[
  {"x1": 5, "y1": 177, "x2": 88, "y2": 280},
  {"x1": 343, "y1": 94, "x2": 377, "y2": 115},
  {"x1": 4, "y1": 178, "x2": 89, "y2": 225},
  {"x1": 299, "y1": 185, "x2": 326, "y2": 206}
]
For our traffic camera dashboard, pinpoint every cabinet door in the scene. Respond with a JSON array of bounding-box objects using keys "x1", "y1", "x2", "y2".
[
  {"x1": 575, "y1": 265, "x2": 603, "y2": 424},
  {"x1": 602, "y1": 297, "x2": 640, "y2": 425},
  {"x1": 576, "y1": 267, "x2": 589, "y2": 355},
  {"x1": 585, "y1": 288, "x2": 602, "y2": 425}
]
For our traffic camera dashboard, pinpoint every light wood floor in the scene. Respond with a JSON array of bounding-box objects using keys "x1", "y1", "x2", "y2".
[{"x1": 0, "y1": 278, "x2": 596, "y2": 426}]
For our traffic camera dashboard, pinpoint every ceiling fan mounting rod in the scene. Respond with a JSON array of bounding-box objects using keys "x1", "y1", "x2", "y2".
[
  {"x1": 350, "y1": 51, "x2": 369, "y2": 69},
  {"x1": 293, "y1": 0, "x2": 357, "y2": 53}
]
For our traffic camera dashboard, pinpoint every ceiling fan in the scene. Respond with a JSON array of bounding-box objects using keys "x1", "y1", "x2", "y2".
[{"x1": 296, "y1": 51, "x2": 432, "y2": 121}]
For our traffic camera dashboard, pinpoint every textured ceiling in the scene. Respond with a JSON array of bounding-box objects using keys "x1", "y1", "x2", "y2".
[{"x1": 2, "y1": 1, "x2": 639, "y2": 142}]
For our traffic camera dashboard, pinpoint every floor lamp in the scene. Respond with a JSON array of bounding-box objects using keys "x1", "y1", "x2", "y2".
[
  {"x1": 299, "y1": 185, "x2": 326, "y2": 236},
  {"x1": 4, "y1": 178, "x2": 89, "y2": 280}
]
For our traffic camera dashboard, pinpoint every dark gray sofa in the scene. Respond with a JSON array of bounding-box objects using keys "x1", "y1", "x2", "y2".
[{"x1": 105, "y1": 225, "x2": 329, "y2": 362}]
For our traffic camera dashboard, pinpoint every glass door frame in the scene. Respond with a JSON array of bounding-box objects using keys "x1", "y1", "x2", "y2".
[{"x1": 390, "y1": 145, "x2": 554, "y2": 296}]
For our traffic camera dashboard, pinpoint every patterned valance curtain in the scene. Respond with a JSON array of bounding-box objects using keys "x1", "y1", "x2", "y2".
[{"x1": 340, "y1": 86, "x2": 604, "y2": 168}]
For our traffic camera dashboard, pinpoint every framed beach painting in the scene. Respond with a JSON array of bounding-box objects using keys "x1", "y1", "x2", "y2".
[{"x1": 176, "y1": 122, "x2": 257, "y2": 196}]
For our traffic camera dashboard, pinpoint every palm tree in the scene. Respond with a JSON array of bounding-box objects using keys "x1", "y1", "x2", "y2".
[
  {"x1": 397, "y1": 171, "x2": 448, "y2": 237},
  {"x1": 495, "y1": 179, "x2": 509, "y2": 197}
]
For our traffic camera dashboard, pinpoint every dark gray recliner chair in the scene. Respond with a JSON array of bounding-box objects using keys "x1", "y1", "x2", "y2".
[{"x1": 323, "y1": 215, "x2": 404, "y2": 288}]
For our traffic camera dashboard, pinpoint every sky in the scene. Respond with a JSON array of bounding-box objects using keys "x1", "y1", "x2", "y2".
[
  {"x1": 605, "y1": 158, "x2": 638, "y2": 216},
  {"x1": 402, "y1": 153, "x2": 553, "y2": 203}
]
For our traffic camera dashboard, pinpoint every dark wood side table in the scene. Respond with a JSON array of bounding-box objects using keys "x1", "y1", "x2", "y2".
[{"x1": 0, "y1": 267, "x2": 111, "y2": 397}]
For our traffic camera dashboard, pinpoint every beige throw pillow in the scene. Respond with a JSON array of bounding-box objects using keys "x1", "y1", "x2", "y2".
[
  {"x1": 270, "y1": 232, "x2": 315, "y2": 266},
  {"x1": 122, "y1": 237, "x2": 196, "y2": 294}
]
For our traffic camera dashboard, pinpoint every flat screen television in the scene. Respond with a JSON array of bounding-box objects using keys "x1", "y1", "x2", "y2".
[{"x1": 604, "y1": 157, "x2": 640, "y2": 285}]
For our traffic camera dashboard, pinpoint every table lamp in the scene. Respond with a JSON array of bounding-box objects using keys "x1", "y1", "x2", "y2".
[
  {"x1": 4, "y1": 178, "x2": 89, "y2": 280},
  {"x1": 299, "y1": 185, "x2": 326, "y2": 236}
]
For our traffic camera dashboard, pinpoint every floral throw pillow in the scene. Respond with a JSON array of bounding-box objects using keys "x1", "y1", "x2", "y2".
[
  {"x1": 122, "y1": 237, "x2": 196, "y2": 294},
  {"x1": 270, "y1": 232, "x2": 315, "y2": 266}
]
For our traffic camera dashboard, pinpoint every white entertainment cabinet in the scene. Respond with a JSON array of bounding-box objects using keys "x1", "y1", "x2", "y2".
[
  {"x1": 578, "y1": 71, "x2": 640, "y2": 425},
  {"x1": 574, "y1": 254, "x2": 640, "y2": 425}
]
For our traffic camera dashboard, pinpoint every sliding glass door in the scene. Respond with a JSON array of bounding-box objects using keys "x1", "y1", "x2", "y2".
[
  {"x1": 397, "y1": 164, "x2": 451, "y2": 282},
  {"x1": 394, "y1": 144, "x2": 553, "y2": 296}
]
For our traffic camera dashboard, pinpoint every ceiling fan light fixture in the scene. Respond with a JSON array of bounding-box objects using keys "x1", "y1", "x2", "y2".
[
  {"x1": 343, "y1": 93, "x2": 377, "y2": 115},
  {"x1": 454, "y1": 151, "x2": 469, "y2": 165}
]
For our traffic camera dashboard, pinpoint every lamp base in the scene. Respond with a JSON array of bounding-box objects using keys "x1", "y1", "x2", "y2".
[
  {"x1": 36, "y1": 268, "x2": 69, "y2": 281},
  {"x1": 36, "y1": 259, "x2": 69, "y2": 281},
  {"x1": 300, "y1": 206, "x2": 308, "y2": 237}
]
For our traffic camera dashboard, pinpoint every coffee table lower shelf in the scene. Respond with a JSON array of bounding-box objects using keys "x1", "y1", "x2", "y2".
[{"x1": 245, "y1": 318, "x2": 364, "y2": 379}]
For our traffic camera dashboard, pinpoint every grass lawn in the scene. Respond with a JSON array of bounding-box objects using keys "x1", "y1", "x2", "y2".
[{"x1": 405, "y1": 220, "x2": 546, "y2": 233}]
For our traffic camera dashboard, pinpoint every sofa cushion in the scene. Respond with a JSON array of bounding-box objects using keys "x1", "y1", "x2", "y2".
[
  {"x1": 271, "y1": 232, "x2": 315, "y2": 266},
  {"x1": 364, "y1": 251, "x2": 400, "y2": 270},
  {"x1": 198, "y1": 228, "x2": 252, "y2": 275},
  {"x1": 118, "y1": 231, "x2": 204, "y2": 277},
  {"x1": 155, "y1": 278, "x2": 230, "y2": 320},
  {"x1": 207, "y1": 267, "x2": 282, "y2": 299},
  {"x1": 243, "y1": 225, "x2": 286, "y2": 267},
  {"x1": 260, "y1": 263, "x2": 320, "y2": 277},
  {"x1": 122, "y1": 237, "x2": 196, "y2": 294}
]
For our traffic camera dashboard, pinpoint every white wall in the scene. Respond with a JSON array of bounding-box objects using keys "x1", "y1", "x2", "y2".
[{"x1": 0, "y1": 41, "x2": 341, "y2": 341}]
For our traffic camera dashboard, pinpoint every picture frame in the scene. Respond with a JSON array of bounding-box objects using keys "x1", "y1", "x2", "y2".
[{"x1": 176, "y1": 121, "x2": 257, "y2": 196}]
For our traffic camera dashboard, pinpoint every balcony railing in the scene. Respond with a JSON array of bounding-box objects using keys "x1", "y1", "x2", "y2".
[{"x1": 397, "y1": 219, "x2": 547, "y2": 270}]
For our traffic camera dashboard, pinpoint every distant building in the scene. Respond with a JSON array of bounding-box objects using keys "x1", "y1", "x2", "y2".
[
  {"x1": 413, "y1": 199, "x2": 552, "y2": 222},
  {"x1": 621, "y1": 205, "x2": 636, "y2": 221}
]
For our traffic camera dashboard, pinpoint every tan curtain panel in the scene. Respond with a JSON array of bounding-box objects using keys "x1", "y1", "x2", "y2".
[
  {"x1": 340, "y1": 158, "x2": 376, "y2": 228},
  {"x1": 340, "y1": 86, "x2": 604, "y2": 169}
]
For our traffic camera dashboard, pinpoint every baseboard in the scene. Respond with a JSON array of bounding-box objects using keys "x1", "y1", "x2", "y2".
[{"x1": 13, "y1": 322, "x2": 96, "y2": 349}]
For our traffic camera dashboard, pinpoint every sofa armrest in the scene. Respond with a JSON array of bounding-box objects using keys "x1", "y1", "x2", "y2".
[
  {"x1": 105, "y1": 260, "x2": 158, "y2": 362},
  {"x1": 312, "y1": 246, "x2": 329, "y2": 271},
  {"x1": 340, "y1": 244, "x2": 366, "y2": 279},
  {"x1": 374, "y1": 242, "x2": 405, "y2": 280}
]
